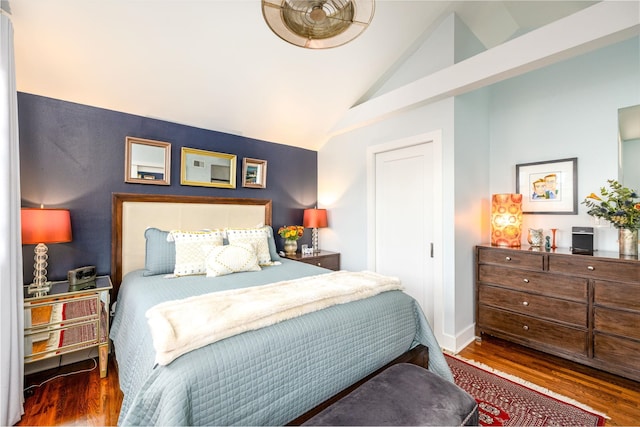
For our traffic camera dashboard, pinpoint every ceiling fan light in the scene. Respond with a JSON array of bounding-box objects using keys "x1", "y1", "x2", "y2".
[{"x1": 262, "y1": 0, "x2": 375, "y2": 49}]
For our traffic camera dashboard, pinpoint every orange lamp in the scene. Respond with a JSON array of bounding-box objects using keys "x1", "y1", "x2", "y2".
[
  {"x1": 303, "y1": 208, "x2": 328, "y2": 253},
  {"x1": 491, "y1": 194, "x2": 522, "y2": 247},
  {"x1": 21, "y1": 208, "x2": 72, "y2": 295}
]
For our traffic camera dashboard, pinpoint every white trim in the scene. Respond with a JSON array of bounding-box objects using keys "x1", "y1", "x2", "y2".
[
  {"x1": 332, "y1": 1, "x2": 640, "y2": 136},
  {"x1": 366, "y1": 130, "x2": 444, "y2": 344}
]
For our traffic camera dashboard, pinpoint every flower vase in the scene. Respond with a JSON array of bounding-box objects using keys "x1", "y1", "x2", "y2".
[
  {"x1": 618, "y1": 228, "x2": 638, "y2": 258},
  {"x1": 284, "y1": 239, "x2": 297, "y2": 255}
]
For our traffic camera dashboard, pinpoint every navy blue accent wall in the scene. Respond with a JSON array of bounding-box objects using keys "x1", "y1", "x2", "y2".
[{"x1": 19, "y1": 93, "x2": 317, "y2": 283}]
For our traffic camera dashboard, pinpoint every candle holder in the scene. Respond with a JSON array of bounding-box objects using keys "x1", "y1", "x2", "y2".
[{"x1": 551, "y1": 228, "x2": 558, "y2": 249}]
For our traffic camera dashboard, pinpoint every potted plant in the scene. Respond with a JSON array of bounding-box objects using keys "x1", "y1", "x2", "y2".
[
  {"x1": 278, "y1": 225, "x2": 304, "y2": 255},
  {"x1": 583, "y1": 179, "x2": 640, "y2": 256}
]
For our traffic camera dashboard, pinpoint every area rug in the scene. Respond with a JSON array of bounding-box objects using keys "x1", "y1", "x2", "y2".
[{"x1": 445, "y1": 354, "x2": 607, "y2": 426}]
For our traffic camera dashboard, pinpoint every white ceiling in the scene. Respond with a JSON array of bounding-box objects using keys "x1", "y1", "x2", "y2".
[{"x1": 7, "y1": 0, "x2": 598, "y2": 150}]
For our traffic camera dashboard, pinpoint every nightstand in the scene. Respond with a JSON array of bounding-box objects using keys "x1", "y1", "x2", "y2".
[
  {"x1": 285, "y1": 250, "x2": 341, "y2": 271},
  {"x1": 23, "y1": 276, "x2": 112, "y2": 378}
]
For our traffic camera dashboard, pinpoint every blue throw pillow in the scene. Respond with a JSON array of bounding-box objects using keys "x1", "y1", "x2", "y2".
[
  {"x1": 143, "y1": 228, "x2": 176, "y2": 276},
  {"x1": 264, "y1": 225, "x2": 281, "y2": 261}
]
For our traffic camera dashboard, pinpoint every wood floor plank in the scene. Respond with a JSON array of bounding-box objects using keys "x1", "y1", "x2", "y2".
[{"x1": 16, "y1": 337, "x2": 640, "y2": 426}]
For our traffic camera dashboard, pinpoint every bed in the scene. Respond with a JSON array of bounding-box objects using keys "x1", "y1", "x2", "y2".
[{"x1": 109, "y1": 193, "x2": 453, "y2": 426}]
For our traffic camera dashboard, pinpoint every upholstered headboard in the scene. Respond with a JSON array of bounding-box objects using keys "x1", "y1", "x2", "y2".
[{"x1": 111, "y1": 193, "x2": 272, "y2": 298}]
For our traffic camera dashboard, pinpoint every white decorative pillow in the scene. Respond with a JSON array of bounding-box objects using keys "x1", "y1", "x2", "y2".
[
  {"x1": 169, "y1": 230, "x2": 224, "y2": 276},
  {"x1": 226, "y1": 227, "x2": 273, "y2": 266},
  {"x1": 205, "y1": 243, "x2": 261, "y2": 277}
]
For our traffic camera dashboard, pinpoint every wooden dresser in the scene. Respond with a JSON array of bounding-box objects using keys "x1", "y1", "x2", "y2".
[{"x1": 475, "y1": 245, "x2": 640, "y2": 381}]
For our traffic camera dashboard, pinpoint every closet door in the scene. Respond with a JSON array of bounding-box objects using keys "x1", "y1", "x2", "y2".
[{"x1": 374, "y1": 142, "x2": 434, "y2": 325}]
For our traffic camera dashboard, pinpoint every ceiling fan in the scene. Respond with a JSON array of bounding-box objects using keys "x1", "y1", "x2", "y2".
[{"x1": 262, "y1": 0, "x2": 375, "y2": 49}]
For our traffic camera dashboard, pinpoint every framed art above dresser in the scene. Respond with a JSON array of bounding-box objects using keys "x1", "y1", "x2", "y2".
[{"x1": 475, "y1": 244, "x2": 640, "y2": 381}]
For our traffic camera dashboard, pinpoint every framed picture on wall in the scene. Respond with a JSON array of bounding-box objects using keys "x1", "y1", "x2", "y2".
[
  {"x1": 516, "y1": 157, "x2": 578, "y2": 214},
  {"x1": 180, "y1": 147, "x2": 237, "y2": 189},
  {"x1": 242, "y1": 158, "x2": 267, "y2": 189}
]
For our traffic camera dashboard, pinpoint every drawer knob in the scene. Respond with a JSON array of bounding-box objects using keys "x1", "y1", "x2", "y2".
[
  {"x1": 523, "y1": 278, "x2": 530, "y2": 283},
  {"x1": 317, "y1": 262, "x2": 322, "y2": 266},
  {"x1": 522, "y1": 301, "x2": 529, "y2": 306},
  {"x1": 587, "y1": 265, "x2": 595, "y2": 271},
  {"x1": 505, "y1": 256, "x2": 512, "y2": 261},
  {"x1": 523, "y1": 325, "x2": 529, "y2": 331}
]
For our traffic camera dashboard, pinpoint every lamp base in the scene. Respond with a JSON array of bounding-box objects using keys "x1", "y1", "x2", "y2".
[
  {"x1": 29, "y1": 243, "x2": 51, "y2": 296},
  {"x1": 311, "y1": 227, "x2": 320, "y2": 253},
  {"x1": 27, "y1": 282, "x2": 51, "y2": 297}
]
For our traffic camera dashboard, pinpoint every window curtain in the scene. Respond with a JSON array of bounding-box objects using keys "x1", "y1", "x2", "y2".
[{"x1": 0, "y1": 10, "x2": 25, "y2": 426}]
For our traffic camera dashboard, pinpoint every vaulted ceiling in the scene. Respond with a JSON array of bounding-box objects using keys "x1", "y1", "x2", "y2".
[{"x1": 8, "y1": 1, "x2": 598, "y2": 150}]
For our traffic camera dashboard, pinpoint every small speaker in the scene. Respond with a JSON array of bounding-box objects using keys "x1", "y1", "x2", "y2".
[{"x1": 572, "y1": 226, "x2": 594, "y2": 254}]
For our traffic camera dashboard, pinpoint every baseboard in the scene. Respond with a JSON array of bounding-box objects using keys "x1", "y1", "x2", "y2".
[
  {"x1": 453, "y1": 323, "x2": 477, "y2": 353},
  {"x1": 437, "y1": 322, "x2": 476, "y2": 354}
]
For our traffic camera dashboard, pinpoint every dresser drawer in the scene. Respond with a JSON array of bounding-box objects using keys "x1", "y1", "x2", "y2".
[
  {"x1": 478, "y1": 306, "x2": 587, "y2": 355},
  {"x1": 25, "y1": 295, "x2": 99, "y2": 330},
  {"x1": 548, "y1": 255, "x2": 640, "y2": 282},
  {"x1": 479, "y1": 285, "x2": 586, "y2": 327},
  {"x1": 297, "y1": 254, "x2": 340, "y2": 271},
  {"x1": 477, "y1": 248, "x2": 544, "y2": 271},
  {"x1": 593, "y1": 334, "x2": 640, "y2": 376},
  {"x1": 594, "y1": 307, "x2": 640, "y2": 340},
  {"x1": 594, "y1": 280, "x2": 640, "y2": 311},
  {"x1": 478, "y1": 265, "x2": 587, "y2": 301}
]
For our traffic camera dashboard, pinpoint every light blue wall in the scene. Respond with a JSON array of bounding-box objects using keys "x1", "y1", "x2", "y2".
[
  {"x1": 319, "y1": 14, "x2": 487, "y2": 351},
  {"x1": 320, "y1": 18, "x2": 639, "y2": 351},
  {"x1": 489, "y1": 36, "x2": 640, "y2": 251},
  {"x1": 453, "y1": 88, "x2": 490, "y2": 338}
]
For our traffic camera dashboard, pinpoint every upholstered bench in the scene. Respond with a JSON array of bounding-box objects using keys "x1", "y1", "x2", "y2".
[{"x1": 299, "y1": 362, "x2": 478, "y2": 426}]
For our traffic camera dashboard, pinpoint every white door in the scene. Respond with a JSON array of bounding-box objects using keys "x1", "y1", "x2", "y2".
[{"x1": 374, "y1": 142, "x2": 434, "y2": 325}]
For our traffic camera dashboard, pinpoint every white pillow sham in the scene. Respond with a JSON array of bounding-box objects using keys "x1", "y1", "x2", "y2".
[
  {"x1": 205, "y1": 242, "x2": 261, "y2": 277},
  {"x1": 169, "y1": 230, "x2": 224, "y2": 276},
  {"x1": 226, "y1": 227, "x2": 274, "y2": 266}
]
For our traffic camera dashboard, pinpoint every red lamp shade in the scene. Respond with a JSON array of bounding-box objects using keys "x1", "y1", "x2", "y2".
[
  {"x1": 21, "y1": 208, "x2": 72, "y2": 244},
  {"x1": 303, "y1": 208, "x2": 328, "y2": 229},
  {"x1": 490, "y1": 194, "x2": 522, "y2": 247}
]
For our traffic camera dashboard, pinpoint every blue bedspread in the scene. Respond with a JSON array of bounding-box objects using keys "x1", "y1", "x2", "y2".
[{"x1": 110, "y1": 260, "x2": 452, "y2": 426}]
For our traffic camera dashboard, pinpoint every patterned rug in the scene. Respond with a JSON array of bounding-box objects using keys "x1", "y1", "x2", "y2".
[{"x1": 445, "y1": 354, "x2": 607, "y2": 426}]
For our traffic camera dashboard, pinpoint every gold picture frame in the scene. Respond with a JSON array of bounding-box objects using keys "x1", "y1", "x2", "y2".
[
  {"x1": 180, "y1": 147, "x2": 237, "y2": 189},
  {"x1": 242, "y1": 158, "x2": 267, "y2": 189},
  {"x1": 124, "y1": 137, "x2": 171, "y2": 185}
]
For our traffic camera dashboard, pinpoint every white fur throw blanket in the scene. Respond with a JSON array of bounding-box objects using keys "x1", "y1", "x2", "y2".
[{"x1": 146, "y1": 270, "x2": 403, "y2": 365}]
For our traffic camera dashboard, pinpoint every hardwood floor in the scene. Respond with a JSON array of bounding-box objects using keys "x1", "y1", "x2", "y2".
[
  {"x1": 17, "y1": 336, "x2": 640, "y2": 426},
  {"x1": 17, "y1": 357, "x2": 122, "y2": 426}
]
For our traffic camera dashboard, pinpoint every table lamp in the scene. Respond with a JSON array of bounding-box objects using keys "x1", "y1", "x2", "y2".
[
  {"x1": 491, "y1": 194, "x2": 522, "y2": 247},
  {"x1": 303, "y1": 208, "x2": 328, "y2": 253},
  {"x1": 21, "y1": 207, "x2": 72, "y2": 296}
]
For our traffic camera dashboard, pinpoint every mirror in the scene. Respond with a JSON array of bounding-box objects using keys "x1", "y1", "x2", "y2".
[
  {"x1": 618, "y1": 105, "x2": 640, "y2": 190},
  {"x1": 180, "y1": 147, "x2": 237, "y2": 189},
  {"x1": 124, "y1": 137, "x2": 171, "y2": 185}
]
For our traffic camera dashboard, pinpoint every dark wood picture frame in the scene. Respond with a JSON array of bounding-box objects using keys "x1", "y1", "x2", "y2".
[
  {"x1": 242, "y1": 158, "x2": 267, "y2": 189},
  {"x1": 124, "y1": 136, "x2": 171, "y2": 185}
]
